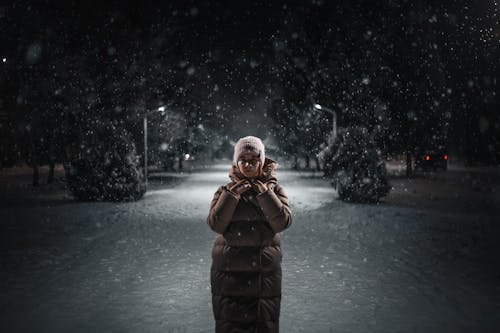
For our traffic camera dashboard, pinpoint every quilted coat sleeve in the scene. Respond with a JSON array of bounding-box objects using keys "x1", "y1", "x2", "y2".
[
  {"x1": 207, "y1": 185, "x2": 240, "y2": 234},
  {"x1": 256, "y1": 182, "x2": 292, "y2": 234}
]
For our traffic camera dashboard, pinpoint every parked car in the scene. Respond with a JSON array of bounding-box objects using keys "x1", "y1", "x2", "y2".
[{"x1": 414, "y1": 148, "x2": 448, "y2": 171}]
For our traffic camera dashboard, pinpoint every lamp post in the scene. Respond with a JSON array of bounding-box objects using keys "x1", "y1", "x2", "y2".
[
  {"x1": 313, "y1": 103, "x2": 337, "y2": 142},
  {"x1": 144, "y1": 106, "x2": 166, "y2": 189}
]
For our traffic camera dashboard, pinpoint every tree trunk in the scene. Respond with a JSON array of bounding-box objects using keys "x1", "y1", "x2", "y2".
[
  {"x1": 47, "y1": 142, "x2": 55, "y2": 184},
  {"x1": 178, "y1": 156, "x2": 183, "y2": 171},
  {"x1": 32, "y1": 162, "x2": 39, "y2": 187},
  {"x1": 31, "y1": 140, "x2": 40, "y2": 187},
  {"x1": 48, "y1": 160, "x2": 55, "y2": 184},
  {"x1": 406, "y1": 150, "x2": 413, "y2": 178},
  {"x1": 314, "y1": 155, "x2": 321, "y2": 171},
  {"x1": 305, "y1": 155, "x2": 310, "y2": 169},
  {"x1": 292, "y1": 155, "x2": 299, "y2": 170},
  {"x1": 62, "y1": 143, "x2": 72, "y2": 182}
]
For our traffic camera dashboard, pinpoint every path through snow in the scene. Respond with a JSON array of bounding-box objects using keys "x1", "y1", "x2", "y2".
[{"x1": 1, "y1": 163, "x2": 499, "y2": 332}]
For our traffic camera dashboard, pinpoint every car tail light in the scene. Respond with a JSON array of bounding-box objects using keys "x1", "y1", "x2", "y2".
[
  {"x1": 443, "y1": 155, "x2": 448, "y2": 160},
  {"x1": 425, "y1": 155, "x2": 431, "y2": 161}
]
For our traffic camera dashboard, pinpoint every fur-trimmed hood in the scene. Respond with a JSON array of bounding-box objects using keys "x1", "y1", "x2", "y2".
[{"x1": 228, "y1": 157, "x2": 278, "y2": 185}]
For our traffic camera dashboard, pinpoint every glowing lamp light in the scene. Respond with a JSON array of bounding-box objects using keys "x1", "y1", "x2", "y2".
[
  {"x1": 184, "y1": 153, "x2": 191, "y2": 160},
  {"x1": 425, "y1": 155, "x2": 431, "y2": 161},
  {"x1": 444, "y1": 155, "x2": 448, "y2": 160}
]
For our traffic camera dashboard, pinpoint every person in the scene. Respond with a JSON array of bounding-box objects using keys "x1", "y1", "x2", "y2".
[{"x1": 207, "y1": 136, "x2": 292, "y2": 333}]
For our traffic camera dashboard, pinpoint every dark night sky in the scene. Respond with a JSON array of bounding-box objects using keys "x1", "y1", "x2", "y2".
[
  {"x1": 1, "y1": 0, "x2": 289, "y2": 136},
  {"x1": 1, "y1": 0, "x2": 499, "y2": 160}
]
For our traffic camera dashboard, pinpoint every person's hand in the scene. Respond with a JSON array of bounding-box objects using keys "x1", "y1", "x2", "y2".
[
  {"x1": 228, "y1": 179, "x2": 251, "y2": 196},
  {"x1": 250, "y1": 180, "x2": 268, "y2": 194}
]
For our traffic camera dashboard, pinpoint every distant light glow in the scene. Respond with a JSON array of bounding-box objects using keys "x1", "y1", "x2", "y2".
[
  {"x1": 158, "y1": 106, "x2": 166, "y2": 112},
  {"x1": 425, "y1": 155, "x2": 431, "y2": 161},
  {"x1": 444, "y1": 155, "x2": 448, "y2": 160},
  {"x1": 314, "y1": 103, "x2": 322, "y2": 110},
  {"x1": 2, "y1": 58, "x2": 6, "y2": 63},
  {"x1": 184, "y1": 153, "x2": 191, "y2": 160}
]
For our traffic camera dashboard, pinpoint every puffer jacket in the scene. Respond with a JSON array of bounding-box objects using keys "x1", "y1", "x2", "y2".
[{"x1": 207, "y1": 158, "x2": 292, "y2": 333}]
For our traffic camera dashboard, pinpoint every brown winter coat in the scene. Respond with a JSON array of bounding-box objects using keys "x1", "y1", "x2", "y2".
[{"x1": 207, "y1": 158, "x2": 292, "y2": 333}]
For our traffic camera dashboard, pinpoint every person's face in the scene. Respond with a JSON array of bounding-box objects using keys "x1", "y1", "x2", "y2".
[{"x1": 237, "y1": 152, "x2": 262, "y2": 178}]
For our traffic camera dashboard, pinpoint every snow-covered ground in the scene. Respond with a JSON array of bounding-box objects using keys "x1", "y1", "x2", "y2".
[{"x1": 1, "y1": 162, "x2": 499, "y2": 332}]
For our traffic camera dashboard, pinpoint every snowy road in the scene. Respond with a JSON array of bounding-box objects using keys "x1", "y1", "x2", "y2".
[{"x1": 1, "y1": 164, "x2": 500, "y2": 332}]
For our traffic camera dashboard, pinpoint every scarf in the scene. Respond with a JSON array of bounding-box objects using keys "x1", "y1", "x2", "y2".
[{"x1": 229, "y1": 157, "x2": 278, "y2": 185}]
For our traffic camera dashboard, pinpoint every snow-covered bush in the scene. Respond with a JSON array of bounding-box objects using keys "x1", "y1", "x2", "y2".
[
  {"x1": 66, "y1": 126, "x2": 146, "y2": 202},
  {"x1": 320, "y1": 126, "x2": 390, "y2": 203}
]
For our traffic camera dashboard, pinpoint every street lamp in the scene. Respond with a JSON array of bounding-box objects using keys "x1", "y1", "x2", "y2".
[
  {"x1": 144, "y1": 106, "x2": 167, "y2": 189},
  {"x1": 313, "y1": 103, "x2": 337, "y2": 142}
]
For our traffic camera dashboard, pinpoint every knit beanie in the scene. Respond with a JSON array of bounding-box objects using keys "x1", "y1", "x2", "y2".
[{"x1": 233, "y1": 136, "x2": 265, "y2": 166}]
